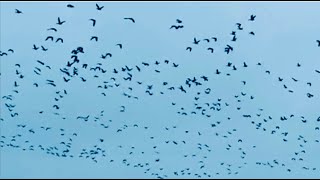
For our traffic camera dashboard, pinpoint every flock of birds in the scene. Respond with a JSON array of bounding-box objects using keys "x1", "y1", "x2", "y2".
[{"x1": 1, "y1": 3, "x2": 320, "y2": 178}]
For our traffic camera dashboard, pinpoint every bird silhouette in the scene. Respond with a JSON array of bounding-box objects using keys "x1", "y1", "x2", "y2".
[
  {"x1": 56, "y1": 38, "x2": 63, "y2": 43},
  {"x1": 15, "y1": 9, "x2": 23, "y2": 14},
  {"x1": 124, "y1": 17, "x2": 135, "y2": 23},
  {"x1": 89, "y1": 19, "x2": 96, "y2": 27},
  {"x1": 47, "y1": 28, "x2": 57, "y2": 32},
  {"x1": 96, "y1": 3, "x2": 104, "y2": 10},
  {"x1": 90, "y1": 36, "x2": 98, "y2": 41},
  {"x1": 57, "y1": 17, "x2": 66, "y2": 25},
  {"x1": 67, "y1": 4, "x2": 74, "y2": 8},
  {"x1": 249, "y1": 14, "x2": 256, "y2": 21}
]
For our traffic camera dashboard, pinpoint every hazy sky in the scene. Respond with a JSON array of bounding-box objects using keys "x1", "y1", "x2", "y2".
[{"x1": 1, "y1": 1, "x2": 320, "y2": 178}]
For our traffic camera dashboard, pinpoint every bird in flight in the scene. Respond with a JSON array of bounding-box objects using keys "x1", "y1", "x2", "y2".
[
  {"x1": 57, "y1": 17, "x2": 66, "y2": 25},
  {"x1": 193, "y1": 38, "x2": 200, "y2": 44},
  {"x1": 47, "y1": 28, "x2": 57, "y2": 32},
  {"x1": 249, "y1": 14, "x2": 256, "y2": 21},
  {"x1": 89, "y1": 19, "x2": 96, "y2": 27},
  {"x1": 91, "y1": 36, "x2": 98, "y2": 41},
  {"x1": 116, "y1": 44, "x2": 122, "y2": 49},
  {"x1": 207, "y1": 48, "x2": 214, "y2": 53},
  {"x1": 56, "y1": 38, "x2": 63, "y2": 43},
  {"x1": 96, "y1": 3, "x2": 104, "y2": 10},
  {"x1": 124, "y1": 17, "x2": 135, "y2": 23},
  {"x1": 186, "y1": 47, "x2": 192, "y2": 52},
  {"x1": 67, "y1": 4, "x2": 74, "y2": 8},
  {"x1": 176, "y1": 19, "x2": 182, "y2": 23},
  {"x1": 317, "y1": 40, "x2": 320, "y2": 47},
  {"x1": 15, "y1": 9, "x2": 23, "y2": 14}
]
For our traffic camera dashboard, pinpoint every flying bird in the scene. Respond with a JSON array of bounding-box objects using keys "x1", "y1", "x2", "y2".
[
  {"x1": 249, "y1": 14, "x2": 256, "y2": 21},
  {"x1": 56, "y1": 38, "x2": 63, "y2": 43},
  {"x1": 47, "y1": 28, "x2": 57, "y2": 32},
  {"x1": 89, "y1": 19, "x2": 96, "y2": 26},
  {"x1": 124, "y1": 17, "x2": 135, "y2": 23},
  {"x1": 91, "y1": 36, "x2": 98, "y2": 41},
  {"x1": 96, "y1": 3, "x2": 104, "y2": 10},
  {"x1": 57, "y1": 17, "x2": 66, "y2": 25},
  {"x1": 15, "y1": 9, "x2": 23, "y2": 14},
  {"x1": 67, "y1": 4, "x2": 74, "y2": 8},
  {"x1": 45, "y1": 36, "x2": 54, "y2": 41}
]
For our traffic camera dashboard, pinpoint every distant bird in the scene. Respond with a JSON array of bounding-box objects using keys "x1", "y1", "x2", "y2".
[
  {"x1": 170, "y1": 25, "x2": 184, "y2": 29},
  {"x1": 249, "y1": 14, "x2": 256, "y2": 21},
  {"x1": 176, "y1": 19, "x2": 182, "y2": 23},
  {"x1": 124, "y1": 17, "x2": 135, "y2": 23},
  {"x1": 186, "y1": 47, "x2": 192, "y2": 52},
  {"x1": 15, "y1": 9, "x2": 23, "y2": 14},
  {"x1": 8, "y1": 49, "x2": 14, "y2": 53},
  {"x1": 101, "y1": 53, "x2": 112, "y2": 59},
  {"x1": 236, "y1": 23, "x2": 243, "y2": 30},
  {"x1": 211, "y1": 37, "x2": 217, "y2": 41},
  {"x1": 67, "y1": 4, "x2": 74, "y2": 8},
  {"x1": 56, "y1": 38, "x2": 63, "y2": 43},
  {"x1": 316, "y1": 40, "x2": 320, "y2": 47},
  {"x1": 207, "y1": 48, "x2": 214, "y2": 53},
  {"x1": 96, "y1": 3, "x2": 104, "y2": 10},
  {"x1": 193, "y1": 38, "x2": 200, "y2": 44},
  {"x1": 57, "y1": 17, "x2": 66, "y2": 25},
  {"x1": 33, "y1": 44, "x2": 39, "y2": 50},
  {"x1": 47, "y1": 28, "x2": 57, "y2": 32},
  {"x1": 41, "y1": 46, "x2": 48, "y2": 51},
  {"x1": 173, "y1": 63, "x2": 179, "y2": 67},
  {"x1": 249, "y1": 31, "x2": 255, "y2": 35},
  {"x1": 45, "y1": 36, "x2": 54, "y2": 41},
  {"x1": 116, "y1": 44, "x2": 122, "y2": 49},
  {"x1": 89, "y1": 19, "x2": 96, "y2": 27},
  {"x1": 91, "y1": 36, "x2": 98, "y2": 41}
]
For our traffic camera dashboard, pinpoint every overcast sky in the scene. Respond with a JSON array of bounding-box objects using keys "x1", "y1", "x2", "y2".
[{"x1": 1, "y1": 1, "x2": 320, "y2": 178}]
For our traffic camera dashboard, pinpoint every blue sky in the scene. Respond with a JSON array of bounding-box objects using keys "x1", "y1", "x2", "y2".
[{"x1": 1, "y1": 1, "x2": 320, "y2": 178}]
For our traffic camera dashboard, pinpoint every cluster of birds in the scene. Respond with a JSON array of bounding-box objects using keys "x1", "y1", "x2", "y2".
[{"x1": 1, "y1": 3, "x2": 320, "y2": 179}]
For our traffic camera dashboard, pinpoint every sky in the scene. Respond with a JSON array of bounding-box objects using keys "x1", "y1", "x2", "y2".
[{"x1": 1, "y1": 1, "x2": 320, "y2": 179}]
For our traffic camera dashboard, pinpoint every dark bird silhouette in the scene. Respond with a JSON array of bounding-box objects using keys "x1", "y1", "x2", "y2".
[
  {"x1": 216, "y1": 69, "x2": 221, "y2": 74},
  {"x1": 41, "y1": 46, "x2": 48, "y2": 51},
  {"x1": 211, "y1": 37, "x2": 217, "y2": 41},
  {"x1": 57, "y1": 17, "x2": 66, "y2": 25},
  {"x1": 170, "y1": 25, "x2": 184, "y2": 29},
  {"x1": 15, "y1": 9, "x2": 23, "y2": 14},
  {"x1": 173, "y1": 63, "x2": 179, "y2": 67},
  {"x1": 116, "y1": 44, "x2": 122, "y2": 49},
  {"x1": 56, "y1": 38, "x2": 63, "y2": 43},
  {"x1": 101, "y1": 53, "x2": 112, "y2": 59},
  {"x1": 89, "y1": 19, "x2": 96, "y2": 27},
  {"x1": 124, "y1": 17, "x2": 135, "y2": 23},
  {"x1": 249, "y1": 14, "x2": 256, "y2": 21},
  {"x1": 33, "y1": 44, "x2": 39, "y2": 50},
  {"x1": 47, "y1": 28, "x2": 57, "y2": 32},
  {"x1": 316, "y1": 40, "x2": 320, "y2": 47},
  {"x1": 186, "y1": 47, "x2": 192, "y2": 52},
  {"x1": 176, "y1": 19, "x2": 182, "y2": 23},
  {"x1": 67, "y1": 4, "x2": 74, "y2": 8},
  {"x1": 236, "y1": 23, "x2": 243, "y2": 30},
  {"x1": 45, "y1": 36, "x2": 54, "y2": 41},
  {"x1": 249, "y1": 31, "x2": 255, "y2": 35},
  {"x1": 193, "y1": 38, "x2": 200, "y2": 44},
  {"x1": 96, "y1": 3, "x2": 104, "y2": 10},
  {"x1": 207, "y1": 48, "x2": 214, "y2": 53},
  {"x1": 63, "y1": 77, "x2": 71, "y2": 82},
  {"x1": 8, "y1": 49, "x2": 14, "y2": 53},
  {"x1": 91, "y1": 36, "x2": 98, "y2": 41}
]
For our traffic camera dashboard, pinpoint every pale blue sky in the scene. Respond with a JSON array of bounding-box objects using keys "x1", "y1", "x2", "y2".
[{"x1": 1, "y1": 1, "x2": 320, "y2": 178}]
